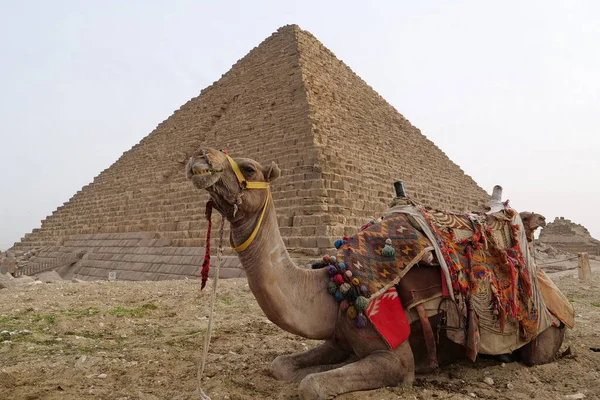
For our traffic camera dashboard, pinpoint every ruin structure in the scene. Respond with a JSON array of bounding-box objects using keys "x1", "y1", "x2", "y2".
[
  {"x1": 539, "y1": 217, "x2": 600, "y2": 256},
  {"x1": 10, "y1": 25, "x2": 489, "y2": 281}
]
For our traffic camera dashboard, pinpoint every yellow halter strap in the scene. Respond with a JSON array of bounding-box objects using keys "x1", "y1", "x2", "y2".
[
  {"x1": 226, "y1": 155, "x2": 269, "y2": 189},
  {"x1": 225, "y1": 155, "x2": 270, "y2": 253}
]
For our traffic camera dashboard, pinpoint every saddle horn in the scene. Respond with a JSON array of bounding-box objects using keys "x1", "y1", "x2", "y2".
[
  {"x1": 491, "y1": 185, "x2": 503, "y2": 202},
  {"x1": 394, "y1": 181, "x2": 407, "y2": 198}
]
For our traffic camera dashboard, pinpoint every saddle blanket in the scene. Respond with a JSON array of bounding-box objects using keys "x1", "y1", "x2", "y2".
[{"x1": 365, "y1": 287, "x2": 410, "y2": 349}]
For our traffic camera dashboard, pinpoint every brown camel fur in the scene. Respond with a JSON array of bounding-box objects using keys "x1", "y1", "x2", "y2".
[{"x1": 187, "y1": 147, "x2": 566, "y2": 400}]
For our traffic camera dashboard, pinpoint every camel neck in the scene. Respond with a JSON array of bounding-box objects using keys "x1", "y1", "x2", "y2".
[{"x1": 231, "y1": 194, "x2": 338, "y2": 339}]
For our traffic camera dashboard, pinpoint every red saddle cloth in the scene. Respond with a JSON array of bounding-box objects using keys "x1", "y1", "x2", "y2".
[{"x1": 365, "y1": 287, "x2": 411, "y2": 349}]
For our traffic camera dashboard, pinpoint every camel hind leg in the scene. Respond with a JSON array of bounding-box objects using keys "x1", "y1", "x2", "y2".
[
  {"x1": 298, "y1": 340, "x2": 414, "y2": 400},
  {"x1": 519, "y1": 325, "x2": 566, "y2": 366}
]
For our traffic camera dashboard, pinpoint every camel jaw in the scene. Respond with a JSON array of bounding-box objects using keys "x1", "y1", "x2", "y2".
[{"x1": 188, "y1": 159, "x2": 224, "y2": 190}]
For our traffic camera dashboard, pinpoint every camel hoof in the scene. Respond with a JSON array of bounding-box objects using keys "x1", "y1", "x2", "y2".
[{"x1": 298, "y1": 374, "x2": 331, "y2": 400}]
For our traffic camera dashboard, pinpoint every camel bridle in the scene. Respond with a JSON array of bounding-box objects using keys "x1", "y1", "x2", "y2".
[{"x1": 224, "y1": 154, "x2": 270, "y2": 253}]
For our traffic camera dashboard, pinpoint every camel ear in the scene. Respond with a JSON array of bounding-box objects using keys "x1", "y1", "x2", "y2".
[{"x1": 265, "y1": 161, "x2": 281, "y2": 182}]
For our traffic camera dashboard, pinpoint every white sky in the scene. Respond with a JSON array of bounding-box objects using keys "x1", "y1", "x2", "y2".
[{"x1": 1, "y1": 1, "x2": 599, "y2": 250}]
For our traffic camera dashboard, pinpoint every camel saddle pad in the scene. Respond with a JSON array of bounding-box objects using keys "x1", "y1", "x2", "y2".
[
  {"x1": 427, "y1": 210, "x2": 513, "y2": 249},
  {"x1": 332, "y1": 214, "x2": 432, "y2": 349},
  {"x1": 396, "y1": 264, "x2": 443, "y2": 310},
  {"x1": 419, "y1": 206, "x2": 540, "y2": 340},
  {"x1": 337, "y1": 213, "x2": 432, "y2": 296}
]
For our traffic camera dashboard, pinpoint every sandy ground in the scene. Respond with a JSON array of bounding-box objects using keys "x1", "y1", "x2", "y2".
[{"x1": 1, "y1": 264, "x2": 599, "y2": 400}]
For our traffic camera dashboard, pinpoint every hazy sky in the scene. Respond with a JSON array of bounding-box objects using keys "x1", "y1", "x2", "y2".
[{"x1": 1, "y1": 1, "x2": 599, "y2": 250}]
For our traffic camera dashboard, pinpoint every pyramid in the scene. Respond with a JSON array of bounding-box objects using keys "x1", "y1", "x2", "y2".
[{"x1": 10, "y1": 25, "x2": 490, "y2": 281}]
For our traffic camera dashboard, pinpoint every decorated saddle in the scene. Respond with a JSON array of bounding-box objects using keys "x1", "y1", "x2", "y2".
[
  {"x1": 324, "y1": 213, "x2": 436, "y2": 349},
  {"x1": 325, "y1": 202, "x2": 559, "y2": 358}
]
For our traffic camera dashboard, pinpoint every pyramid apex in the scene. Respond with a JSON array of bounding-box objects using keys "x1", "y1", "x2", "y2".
[{"x1": 276, "y1": 24, "x2": 302, "y2": 32}]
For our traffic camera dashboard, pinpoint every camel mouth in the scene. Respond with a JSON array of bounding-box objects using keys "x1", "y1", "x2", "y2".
[
  {"x1": 191, "y1": 163, "x2": 223, "y2": 176},
  {"x1": 188, "y1": 159, "x2": 223, "y2": 189}
]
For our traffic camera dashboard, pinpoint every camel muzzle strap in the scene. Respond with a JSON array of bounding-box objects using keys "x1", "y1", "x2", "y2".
[{"x1": 224, "y1": 155, "x2": 270, "y2": 253}]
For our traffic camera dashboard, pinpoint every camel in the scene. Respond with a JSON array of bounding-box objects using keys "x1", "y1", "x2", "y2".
[
  {"x1": 519, "y1": 212, "x2": 547, "y2": 243},
  {"x1": 186, "y1": 147, "x2": 568, "y2": 400}
]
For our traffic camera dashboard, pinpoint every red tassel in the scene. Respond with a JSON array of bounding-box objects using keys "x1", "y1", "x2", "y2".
[
  {"x1": 507, "y1": 257, "x2": 518, "y2": 319},
  {"x1": 201, "y1": 201, "x2": 214, "y2": 290}
]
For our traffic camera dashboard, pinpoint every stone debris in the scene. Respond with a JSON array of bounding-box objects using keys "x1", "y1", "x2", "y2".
[{"x1": 564, "y1": 393, "x2": 586, "y2": 399}]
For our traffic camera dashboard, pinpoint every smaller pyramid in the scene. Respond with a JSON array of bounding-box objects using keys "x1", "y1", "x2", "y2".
[{"x1": 539, "y1": 217, "x2": 600, "y2": 255}]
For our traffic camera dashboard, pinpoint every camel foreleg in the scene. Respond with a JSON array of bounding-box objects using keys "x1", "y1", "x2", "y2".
[
  {"x1": 270, "y1": 340, "x2": 352, "y2": 382},
  {"x1": 297, "y1": 341, "x2": 414, "y2": 400}
]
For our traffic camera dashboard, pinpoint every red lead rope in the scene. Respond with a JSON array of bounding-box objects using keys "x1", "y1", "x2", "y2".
[{"x1": 201, "y1": 200, "x2": 214, "y2": 290}]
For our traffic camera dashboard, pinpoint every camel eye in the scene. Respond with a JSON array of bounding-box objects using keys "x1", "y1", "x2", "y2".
[{"x1": 242, "y1": 166, "x2": 255, "y2": 175}]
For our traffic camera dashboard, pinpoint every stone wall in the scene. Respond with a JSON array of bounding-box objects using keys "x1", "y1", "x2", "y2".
[
  {"x1": 10, "y1": 25, "x2": 490, "y2": 280},
  {"x1": 539, "y1": 217, "x2": 600, "y2": 255}
]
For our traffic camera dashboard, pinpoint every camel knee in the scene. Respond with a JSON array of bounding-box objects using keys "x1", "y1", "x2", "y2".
[{"x1": 298, "y1": 374, "x2": 330, "y2": 400}]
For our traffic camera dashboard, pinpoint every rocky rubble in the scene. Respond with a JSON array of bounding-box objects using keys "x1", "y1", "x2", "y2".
[
  {"x1": 0, "y1": 247, "x2": 44, "y2": 275},
  {"x1": 1, "y1": 267, "x2": 66, "y2": 290}
]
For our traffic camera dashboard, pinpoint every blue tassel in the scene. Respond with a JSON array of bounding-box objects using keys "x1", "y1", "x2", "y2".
[
  {"x1": 381, "y1": 238, "x2": 395, "y2": 257},
  {"x1": 334, "y1": 239, "x2": 347, "y2": 249}
]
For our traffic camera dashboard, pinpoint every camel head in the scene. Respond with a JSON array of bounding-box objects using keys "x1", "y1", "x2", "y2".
[
  {"x1": 186, "y1": 147, "x2": 281, "y2": 223},
  {"x1": 519, "y1": 212, "x2": 547, "y2": 242}
]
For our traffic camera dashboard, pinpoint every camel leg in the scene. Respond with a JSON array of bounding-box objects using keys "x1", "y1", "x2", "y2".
[
  {"x1": 520, "y1": 325, "x2": 566, "y2": 366},
  {"x1": 270, "y1": 340, "x2": 352, "y2": 382},
  {"x1": 298, "y1": 341, "x2": 414, "y2": 400}
]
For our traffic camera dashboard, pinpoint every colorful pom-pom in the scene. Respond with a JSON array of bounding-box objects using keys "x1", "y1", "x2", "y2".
[
  {"x1": 340, "y1": 299, "x2": 349, "y2": 312},
  {"x1": 343, "y1": 236, "x2": 350, "y2": 241},
  {"x1": 381, "y1": 239, "x2": 395, "y2": 257},
  {"x1": 323, "y1": 254, "x2": 331, "y2": 263},
  {"x1": 354, "y1": 296, "x2": 369, "y2": 311},
  {"x1": 359, "y1": 285, "x2": 370, "y2": 298},
  {"x1": 334, "y1": 239, "x2": 345, "y2": 249},
  {"x1": 327, "y1": 265, "x2": 338, "y2": 277},
  {"x1": 338, "y1": 262, "x2": 346, "y2": 270},
  {"x1": 347, "y1": 287, "x2": 358, "y2": 301},
  {"x1": 345, "y1": 270, "x2": 353, "y2": 279},
  {"x1": 330, "y1": 256, "x2": 337, "y2": 263},
  {"x1": 355, "y1": 313, "x2": 368, "y2": 329},
  {"x1": 346, "y1": 306, "x2": 358, "y2": 319},
  {"x1": 327, "y1": 281, "x2": 337, "y2": 294},
  {"x1": 333, "y1": 274, "x2": 345, "y2": 286},
  {"x1": 339, "y1": 282, "x2": 351, "y2": 294},
  {"x1": 334, "y1": 290, "x2": 345, "y2": 302},
  {"x1": 351, "y1": 277, "x2": 360, "y2": 286}
]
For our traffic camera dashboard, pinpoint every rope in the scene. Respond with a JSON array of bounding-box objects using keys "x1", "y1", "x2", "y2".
[
  {"x1": 197, "y1": 214, "x2": 225, "y2": 400},
  {"x1": 200, "y1": 201, "x2": 214, "y2": 290},
  {"x1": 537, "y1": 256, "x2": 579, "y2": 266}
]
